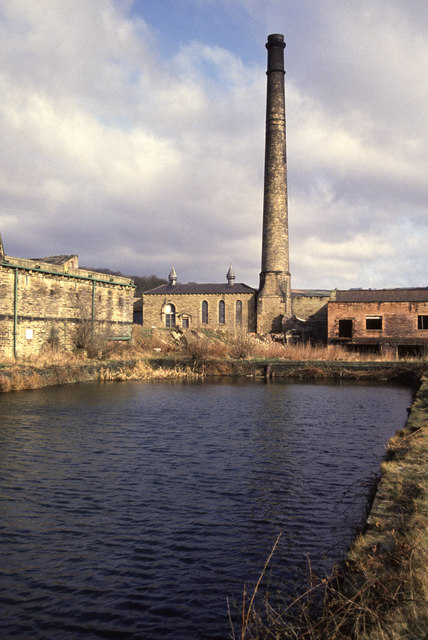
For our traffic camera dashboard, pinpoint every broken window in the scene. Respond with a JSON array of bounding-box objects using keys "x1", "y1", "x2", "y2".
[
  {"x1": 366, "y1": 315, "x2": 382, "y2": 330},
  {"x1": 338, "y1": 319, "x2": 353, "y2": 338},
  {"x1": 417, "y1": 315, "x2": 428, "y2": 330}
]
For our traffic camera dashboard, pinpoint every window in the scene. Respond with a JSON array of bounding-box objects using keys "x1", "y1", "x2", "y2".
[
  {"x1": 418, "y1": 315, "x2": 428, "y2": 330},
  {"x1": 202, "y1": 300, "x2": 208, "y2": 324},
  {"x1": 366, "y1": 315, "x2": 382, "y2": 330},
  {"x1": 181, "y1": 316, "x2": 189, "y2": 329},
  {"x1": 338, "y1": 319, "x2": 352, "y2": 338},
  {"x1": 218, "y1": 300, "x2": 225, "y2": 324},
  {"x1": 164, "y1": 303, "x2": 176, "y2": 328},
  {"x1": 236, "y1": 300, "x2": 242, "y2": 325}
]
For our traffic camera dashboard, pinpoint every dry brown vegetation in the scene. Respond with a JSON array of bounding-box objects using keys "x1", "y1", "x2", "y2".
[
  {"x1": 0, "y1": 325, "x2": 426, "y2": 392},
  {"x1": 130, "y1": 326, "x2": 428, "y2": 363}
]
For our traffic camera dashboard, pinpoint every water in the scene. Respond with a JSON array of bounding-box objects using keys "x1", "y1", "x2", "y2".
[{"x1": 0, "y1": 379, "x2": 412, "y2": 639}]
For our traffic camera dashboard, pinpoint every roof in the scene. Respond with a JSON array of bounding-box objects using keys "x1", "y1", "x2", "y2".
[
  {"x1": 143, "y1": 282, "x2": 256, "y2": 295},
  {"x1": 292, "y1": 289, "x2": 333, "y2": 298},
  {"x1": 335, "y1": 288, "x2": 428, "y2": 303},
  {"x1": 32, "y1": 255, "x2": 77, "y2": 265}
]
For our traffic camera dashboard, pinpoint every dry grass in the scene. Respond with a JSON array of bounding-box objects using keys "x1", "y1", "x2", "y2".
[
  {"x1": 1, "y1": 327, "x2": 426, "y2": 392},
  {"x1": 98, "y1": 360, "x2": 195, "y2": 382}
]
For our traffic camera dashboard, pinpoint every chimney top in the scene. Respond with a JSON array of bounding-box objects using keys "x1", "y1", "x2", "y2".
[{"x1": 266, "y1": 33, "x2": 285, "y2": 48}]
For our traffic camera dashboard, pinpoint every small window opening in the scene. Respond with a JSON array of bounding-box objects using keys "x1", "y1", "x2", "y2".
[
  {"x1": 366, "y1": 315, "x2": 382, "y2": 330},
  {"x1": 418, "y1": 315, "x2": 428, "y2": 330}
]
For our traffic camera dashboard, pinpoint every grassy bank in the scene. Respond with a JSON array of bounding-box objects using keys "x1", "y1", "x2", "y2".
[{"x1": 1, "y1": 326, "x2": 426, "y2": 392}]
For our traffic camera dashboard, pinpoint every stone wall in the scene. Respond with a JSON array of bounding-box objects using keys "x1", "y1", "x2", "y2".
[
  {"x1": 0, "y1": 257, "x2": 135, "y2": 358},
  {"x1": 142, "y1": 292, "x2": 256, "y2": 332},
  {"x1": 292, "y1": 295, "x2": 331, "y2": 320}
]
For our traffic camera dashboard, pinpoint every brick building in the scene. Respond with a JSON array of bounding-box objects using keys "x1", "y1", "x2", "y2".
[
  {"x1": 328, "y1": 289, "x2": 428, "y2": 356},
  {"x1": 0, "y1": 238, "x2": 135, "y2": 358}
]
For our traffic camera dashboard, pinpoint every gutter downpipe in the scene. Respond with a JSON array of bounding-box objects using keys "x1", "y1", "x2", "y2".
[
  {"x1": 92, "y1": 280, "x2": 96, "y2": 336},
  {"x1": 13, "y1": 268, "x2": 18, "y2": 359}
]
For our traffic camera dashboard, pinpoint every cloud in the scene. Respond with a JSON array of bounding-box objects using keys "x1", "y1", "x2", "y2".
[
  {"x1": 0, "y1": 0, "x2": 265, "y2": 284},
  {"x1": 0, "y1": 0, "x2": 427, "y2": 290}
]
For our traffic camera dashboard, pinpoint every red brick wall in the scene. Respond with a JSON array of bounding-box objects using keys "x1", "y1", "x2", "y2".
[{"x1": 328, "y1": 301, "x2": 428, "y2": 341}]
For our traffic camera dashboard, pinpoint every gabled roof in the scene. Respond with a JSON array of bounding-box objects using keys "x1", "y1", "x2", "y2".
[
  {"x1": 143, "y1": 282, "x2": 256, "y2": 295},
  {"x1": 335, "y1": 288, "x2": 428, "y2": 303}
]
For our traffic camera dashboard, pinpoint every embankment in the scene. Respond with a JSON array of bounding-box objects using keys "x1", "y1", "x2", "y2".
[
  {"x1": 330, "y1": 374, "x2": 428, "y2": 638},
  {"x1": 0, "y1": 357, "x2": 426, "y2": 392},
  {"x1": 0, "y1": 358, "x2": 192, "y2": 392}
]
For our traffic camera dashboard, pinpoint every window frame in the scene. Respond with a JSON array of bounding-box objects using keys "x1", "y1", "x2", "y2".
[{"x1": 163, "y1": 303, "x2": 176, "y2": 328}]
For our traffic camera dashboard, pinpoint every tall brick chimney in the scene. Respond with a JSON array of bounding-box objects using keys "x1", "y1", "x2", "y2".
[{"x1": 257, "y1": 33, "x2": 291, "y2": 333}]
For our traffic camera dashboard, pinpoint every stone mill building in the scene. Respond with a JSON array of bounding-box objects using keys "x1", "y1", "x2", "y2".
[{"x1": 0, "y1": 235, "x2": 135, "y2": 358}]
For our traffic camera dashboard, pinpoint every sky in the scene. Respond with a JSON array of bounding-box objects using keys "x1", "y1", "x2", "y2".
[{"x1": 0, "y1": 0, "x2": 427, "y2": 289}]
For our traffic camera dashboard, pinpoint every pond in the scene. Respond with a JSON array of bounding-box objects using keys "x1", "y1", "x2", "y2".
[{"x1": 0, "y1": 379, "x2": 412, "y2": 639}]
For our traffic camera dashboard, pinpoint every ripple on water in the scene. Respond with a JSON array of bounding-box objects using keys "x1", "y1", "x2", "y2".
[{"x1": 0, "y1": 379, "x2": 412, "y2": 640}]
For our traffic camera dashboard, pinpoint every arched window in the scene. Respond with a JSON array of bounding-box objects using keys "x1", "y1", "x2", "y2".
[
  {"x1": 163, "y1": 303, "x2": 176, "y2": 328},
  {"x1": 236, "y1": 300, "x2": 242, "y2": 325},
  {"x1": 218, "y1": 300, "x2": 225, "y2": 324},
  {"x1": 202, "y1": 300, "x2": 208, "y2": 324}
]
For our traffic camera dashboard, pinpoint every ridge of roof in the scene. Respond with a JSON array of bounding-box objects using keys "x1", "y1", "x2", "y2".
[
  {"x1": 143, "y1": 282, "x2": 256, "y2": 295},
  {"x1": 335, "y1": 287, "x2": 428, "y2": 302}
]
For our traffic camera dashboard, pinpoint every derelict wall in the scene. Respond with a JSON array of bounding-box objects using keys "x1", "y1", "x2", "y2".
[{"x1": 328, "y1": 301, "x2": 428, "y2": 343}]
